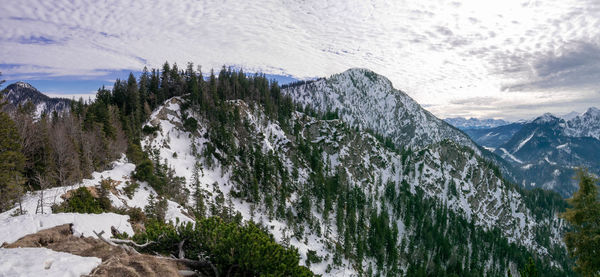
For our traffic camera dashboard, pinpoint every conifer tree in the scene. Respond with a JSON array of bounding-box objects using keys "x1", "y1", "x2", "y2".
[
  {"x1": 561, "y1": 169, "x2": 600, "y2": 276},
  {"x1": 0, "y1": 110, "x2": 26, "y2": 212}
]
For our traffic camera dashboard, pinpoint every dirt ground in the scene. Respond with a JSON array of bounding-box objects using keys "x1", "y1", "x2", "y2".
[{"x1": 4, "y1": 224, "x2": 208, "y2": 277}]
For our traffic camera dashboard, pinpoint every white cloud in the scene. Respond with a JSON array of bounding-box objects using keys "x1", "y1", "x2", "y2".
[{"x1": 1, "y1": 0, "x2": 599, "y2": 120}]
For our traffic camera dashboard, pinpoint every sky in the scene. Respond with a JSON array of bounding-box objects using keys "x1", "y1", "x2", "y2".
[{"x1": 1, "y1": 0, "x2": 599, "y2": 121}]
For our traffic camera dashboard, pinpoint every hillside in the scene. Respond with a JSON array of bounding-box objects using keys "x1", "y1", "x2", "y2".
[{"x1": 139, "y1": 90, "x2": 570, "y2": 275}]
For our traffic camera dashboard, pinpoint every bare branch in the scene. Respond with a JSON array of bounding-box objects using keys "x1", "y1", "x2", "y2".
[
  {"x1": 93, "y1": 230, "x2": 140, "y2": 255},
  {"x1": 178, "y1": 239, "x2": 186, "y2": 259}
]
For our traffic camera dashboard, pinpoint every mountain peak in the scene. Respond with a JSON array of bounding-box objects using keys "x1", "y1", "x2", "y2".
[
  {"x1": 585, "y1": 107, "x2": 600, "y2": 116},
  {"x1": 282, "y1": 68, "x2": 477, "y2": 150},
  {"x1": 332, "y1": 68, "x2": 394, "y2": 90},
  {"x1": 13, "y1": 81, "x2": 35, "y2": 90},
  {"x1": 533, "y1": 113, "x2": 560, "y2": 124}
]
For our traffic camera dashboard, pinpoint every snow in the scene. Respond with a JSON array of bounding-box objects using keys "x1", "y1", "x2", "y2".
[
  {"x1": 521, "y1": 164, "x2": 533, "y2": 170},
  {"x1": 483, "y1": 146, "x2": 495, "y2": 152},
  {"x1": 544, "y1": 157, "x2": 557, "y2": 165},
  {"x1": 533, "y1": 113, "x2": 559, "y2": 124},
  {"x1": 499, "y1": 148, "x2": 523, "y2": 164},
  {"x1": 556, "y1": 143, "x2": 568, "y2": 149},
  {"x1": 514, "y1": 131, "x2": 534, "y2": 153},
  {"x1": 0, "y1": 247, "x2": 101, "y2": 277},
  {"x1": 0, "y1": 213, "x2": 134, "y2": 245}
]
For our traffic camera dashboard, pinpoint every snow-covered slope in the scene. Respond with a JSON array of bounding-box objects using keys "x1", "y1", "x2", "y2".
[
  {"x1": 139, "y1": 96, "x2": 568, "y2": 275},
  {"x1": 0, "y1": 156, "x2": 193, "y2": 247},
  {"x1": 282, "y1": 68, "x2": 478, "y2": 151}
]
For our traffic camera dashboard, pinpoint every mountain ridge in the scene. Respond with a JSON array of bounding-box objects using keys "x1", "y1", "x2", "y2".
[{"x1": 1, "y1": 81, "x2": 71, "y2": 116}]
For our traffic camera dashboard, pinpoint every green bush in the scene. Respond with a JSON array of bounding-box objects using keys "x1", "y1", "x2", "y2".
[
  {"x1": 53, "y1": 187, "x2": 105, "y2": 214},
  {"x1": 306, "y1": 250, "x2": 322, "y2": 266},
  {"x1": 134, "y1": 217, "x2": 314, "y2": 276},
  {"x1": 142, "y1": 125, "x2": 160, "y2": 135},
  {"x1": 134, "y1": 159, "x2": 155, "y2": 183},
  {"x1": 123, "y1": 181, "x2": 139, "y2": 199},
  {"x1": 127, "y1": 207, "x2": 146, "y2": 224},
  {"x1": 183, "y1": 117, "x2": 198, "y2": 133}
]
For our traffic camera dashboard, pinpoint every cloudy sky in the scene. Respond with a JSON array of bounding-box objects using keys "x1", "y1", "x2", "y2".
[{"x1": 1, "y1": 0, "x2": 599, "y2": 120}]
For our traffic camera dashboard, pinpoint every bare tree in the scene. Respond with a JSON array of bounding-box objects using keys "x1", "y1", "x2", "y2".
[{"x1": 35, "y1": 173, "x2": 52, "y2": 214}]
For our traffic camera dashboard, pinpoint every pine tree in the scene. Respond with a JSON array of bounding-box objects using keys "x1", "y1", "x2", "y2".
[
  {"x1": 519, "y1": 257, "x2": 539, "y2": 277},
  {"x1": 0, "y1": 110, "x2": 26, "y2": 212},
  {"x1": 561, "y1": 169, "x2": 600, "y2": 276}
]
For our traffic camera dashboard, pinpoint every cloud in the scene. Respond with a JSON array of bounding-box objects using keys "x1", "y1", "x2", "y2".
[
  {"x1": 0, "y1": 0, "x2": 599, "y2": 120},
  {"x1": 502, "y1": 42, "x2": 600, "y2": 91}
]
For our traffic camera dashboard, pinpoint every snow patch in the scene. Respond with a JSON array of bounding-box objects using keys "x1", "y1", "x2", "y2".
[
  {"x1": 0, "y1": 213, "x2": 133, "y2": 246},
  {"x1": 0, "y1": 247, "x2": 101, "y2": 277}
]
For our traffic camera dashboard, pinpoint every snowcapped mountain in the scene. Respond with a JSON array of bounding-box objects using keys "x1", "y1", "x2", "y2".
[
  {"x1": 560, "y1": 111, "x2": 580, "y2": 121},
  {"x1": 564, "y1": 107, "x2": 600, "y2": 140},
  {"x1": 136, "y1": 95, "x2": 569, "y2": 275},
  {"x1": 493, "y1": 113, "x2": 600, "y2": 196},
  {"x1": 445, "y1": 117, "x2": 511, "y2": 130},
  {"x1": 1, "y1": 82, "x2": 71, "y2": 116},
  {"x1": 281, "y1": 68, "x2": 478, "y2": 151}
]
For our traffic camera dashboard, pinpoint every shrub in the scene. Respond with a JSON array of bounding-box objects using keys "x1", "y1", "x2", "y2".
[
  {"x1": 306, "y1": 250, "x2": 322, "y2": 266},
  {"x1": 134, "y1": 217, "x2": 314, "y2": 276},
  {"x1": 134, "y1": 159, "x2": 155, "y2": 183},
  {"x1": 142, "y1": 125, "x2": 160, "y2": 135},
  {"x1": 127, "y1": 207, "x2": 146, "y2": 224},
  {"x1": 53, "y1": 187, "x2": 105, "y2": 214},
  {"x1": 123, "y1": 181, "x2": 139, "y2": 199},
  {"x1": 183, "y1": 117, "x2": 198, "y2": 133}
]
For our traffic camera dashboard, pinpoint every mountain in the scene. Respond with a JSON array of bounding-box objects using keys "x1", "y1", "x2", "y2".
[
  {"x1": 560, "y1": 111, "x2": 580, "y2": 121},
  {"x1": 564, "y1": 107, "x2": 600, "y2": 140},
  {"x1": 141, "y1": 95, "x2": 570, "y2": 276},
  {"x1": 281, "y1": 68, "x2": 478, "y2": 151},
  {"x1": 1, "y1": 81, "x2": 71, "y2": 116},
  {"x1": 462, "y1": 122, "x2": 525, "y2": 150},
  {"x1": 494, "y1": 113, "x2": 600, "y2": 196},
  {"x1": 281, "y1": 68, "x2": 530, "y2": 195},
  {"x1": 445, "y1": 117, "x2": 511, "y2": 130}
]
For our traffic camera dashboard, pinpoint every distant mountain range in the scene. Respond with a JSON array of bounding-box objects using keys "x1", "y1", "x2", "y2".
[
  {"x1": 444, "y1": 117, "x2": 510, "y2": 130},
  {"x1": 446, "y1": 109, "x2": 600, "y2": 197},
  {"x1": 1, "y1": 81, "x2": 71, "y2": 116}
]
